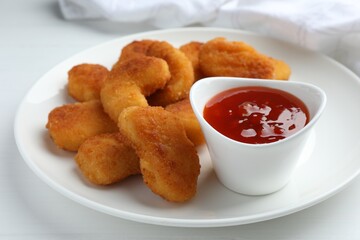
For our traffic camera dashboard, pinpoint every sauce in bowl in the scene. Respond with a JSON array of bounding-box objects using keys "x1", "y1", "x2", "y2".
[{"x1": 203, "y1": 86, "x2": 310, "y2": 144}]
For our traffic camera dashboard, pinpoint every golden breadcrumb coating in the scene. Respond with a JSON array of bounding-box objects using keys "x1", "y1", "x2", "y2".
[
  {"x1": 46, "y1": 100, "x2": 118, "y2": 151},
  {"x1": 75, "y1": 132, "x2": 140, "y2": 185},
  {"x1": 199, "y1": 37, "x2": 283, "y2": 79},
  {"x1": 118, "y1": 39, "x2": 158, "y2": 63},
  {"x1": 179, "y1": 41, "x2": 205, "y2": 81},
  {"x1": 68, "y1": 63, "x2": 109, "y2": 102},
  {"x1": 118, "y1": 106, "x2": 200, "y2": 202},
  {"x1": 147, "y1": 41, "x2": 195, "y2": 106},
  {"x1": 165, "y1": 98, "x2": 205, "y2": 146},
  {"x1": 100, "y1": 56, "x2": 171, "y2": 122}
]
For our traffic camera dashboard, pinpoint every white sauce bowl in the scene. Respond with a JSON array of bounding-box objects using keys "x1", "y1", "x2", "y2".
[{"x1": 190, "y1": 77, "x2": 327, "y2": 195}]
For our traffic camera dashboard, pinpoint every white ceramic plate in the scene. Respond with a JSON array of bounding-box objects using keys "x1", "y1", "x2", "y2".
[{"x1": 14, "y1": 27, "x2": 360, "y2": 227}]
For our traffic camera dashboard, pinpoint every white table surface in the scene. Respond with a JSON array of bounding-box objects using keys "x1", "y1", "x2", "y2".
[{"x1": 2, "y1": 0, "x2": 360, "y2": 239}]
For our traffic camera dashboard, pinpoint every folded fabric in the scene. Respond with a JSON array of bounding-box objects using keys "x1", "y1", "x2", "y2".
[
  {"x1": 58, "y1": 0, "x2": 228, "y2": 27},
  {"x1": 58, "y1": 0, "x2": 360, "y2": 76}
]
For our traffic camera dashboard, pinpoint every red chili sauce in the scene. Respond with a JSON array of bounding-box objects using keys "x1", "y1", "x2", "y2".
[{"x1": 203, "y1": 86, "x2": 310, "y2": 144}]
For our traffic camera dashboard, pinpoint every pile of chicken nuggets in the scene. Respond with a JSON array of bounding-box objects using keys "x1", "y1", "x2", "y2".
[{"x1": 46, "y1": 37, "x2": 291, "y2": 203}]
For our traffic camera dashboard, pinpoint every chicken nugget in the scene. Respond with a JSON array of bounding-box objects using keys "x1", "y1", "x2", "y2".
[
  {"x1": 101, "y1": 81, "x2": 148, "y2": 123},
  {"x1": 118, "y1": 106, "x2": 200, "y2": 202},
  {"x1": 68, "y1": 63, "x2": 109, "y2": 102},
  {"x1": 165, "y1": 99, "x2": 205, "y2": 146},
  {"x1": 46, "y1": 100, "x2": 118, "y2": 151},
  {"x1": 100, "y1": 56, "x2": 171, "y2": 122},
  {"x1": 110, "y1": 56, "x2": 170, "y2": 96},
  {"x1": 75, "y1": 133, "x2": 140, "y2": 185},
  {"x1": 199, "y1": 37, "x2": 281, "y2": 79},
  {"x1": 179, "y1": 41, "x2": 204, "y2": 81},
  {"x1": 270, "y1": 58, "x2": 292, "y2": 80},
  {"x1": 118, "y1": 39, "x2": 158, "y2": 63},
  {"x1": 147, "y1": 41, "x2": 195, "y2": 106}
]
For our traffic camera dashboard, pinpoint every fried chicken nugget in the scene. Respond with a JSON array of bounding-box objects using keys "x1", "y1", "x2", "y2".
[
  {"x1": 100, "y1": 56, "x2": 171, "y2": 122},
  {"x1": 68, "y1": 63, "x2": 109, "y2": 102},
  {"x1": 147, "y1": 41, "x2": 195, "y2": 106},
  {"x1": 165, "y1": 99, "x2": 205, "y2": 146},
  {"x1": 46, "y1": 100, "x2": 118, "y2": 151},
  {"x1": 271, "y1": 58, "x2": 292, "y2": 80},
  {"x1": 179, "y1": 41, "x2": 204, "y2": 81},
  {"x1": 118, "y1": 106, "x2": 200, "y2": 202},
  {"x1": 199, "y1": 37, "x2": 290, "y2": 80},
  {"x1": 117, "y1": 39, "x2": 157, "y2": 62},
  {"x1": 75, "y1": 133, "x2": 140, "y2": 185}
]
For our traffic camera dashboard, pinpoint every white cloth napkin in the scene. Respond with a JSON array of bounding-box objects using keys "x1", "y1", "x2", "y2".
[{"x1": 59, "y1": 0, "x2": 360, "y2": 76}]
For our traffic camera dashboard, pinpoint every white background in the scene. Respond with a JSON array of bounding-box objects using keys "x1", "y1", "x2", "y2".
[{"x1": 2, "y1": 0, "x2": 360, "y2": 239}]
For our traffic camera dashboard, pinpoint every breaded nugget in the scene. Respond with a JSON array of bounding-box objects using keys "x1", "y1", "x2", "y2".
[
  {"x1": 270, "y1": 58, "x2": 291, "y2": 80},
  {"x1": 68, "y1": 63, "x2": 109, "y2": 102},
  {"x1": 111, "y1": 56, "x2": 170, "y2": 96},
  {"x1": 199, "y1": 37, "x2": 277, "y2": 79},
  {"x1": 118, "y1": 106, "x2": 200, "y2": 202},
  {"x1": 75, "y1": 133, "x2": 140, "y2": 185},
  {"x1": 101, "y1": 81, "x2": 147, "y2": 123},
  {"x1": 100, "y1": 56, "x2": 171, "y2": 122},
  {"x1": 179, "y1": 41, "x2": 204, "y2": 81},
  {"x1": 118, "y1": 39, "x2": 158, "y2": 63},
  {"x1": 147, "y1": 41, "x2": 195, "y2": 106},
  {"x1": 46, "y1": 100, "x2": 118, "y2": 151},
  {"x1": 165, "y1": 99, "x2": 205, "y2": 146}
]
